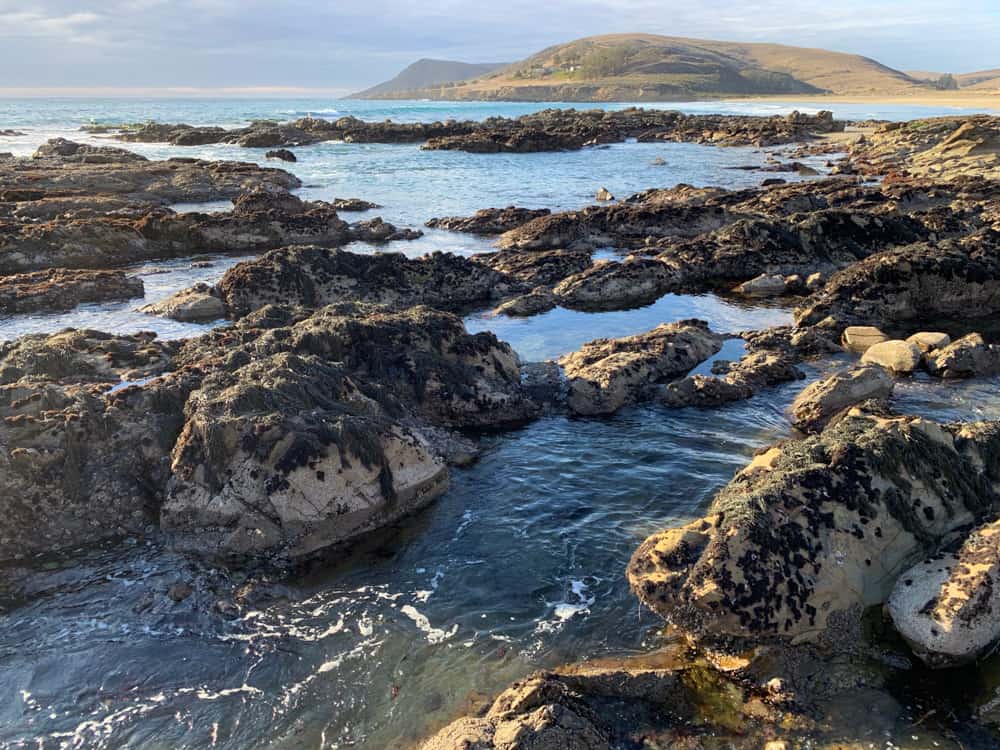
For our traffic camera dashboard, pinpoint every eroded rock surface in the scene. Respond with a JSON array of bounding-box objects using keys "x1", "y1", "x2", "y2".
[{"x1": 628, "y1": 411, "x2": 1000, "y2": 646}]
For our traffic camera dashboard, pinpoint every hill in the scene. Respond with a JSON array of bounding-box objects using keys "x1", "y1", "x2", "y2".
[
  {"x1": 355, "y1": 34, "x2": 929, "y2": 101},
  {"x1": 348, "y1": 59, "x2": 508, "y2": 99}
]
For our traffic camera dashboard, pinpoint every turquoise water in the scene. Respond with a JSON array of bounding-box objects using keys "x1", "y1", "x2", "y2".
[{"x1": 1, "y1": 99, "x2": 997, "y2": 749}]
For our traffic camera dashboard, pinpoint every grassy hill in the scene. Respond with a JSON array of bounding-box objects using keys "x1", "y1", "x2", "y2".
[
  {"x1": 348, "y1": 59, "x2": 507, "y2": 99},
  {"x1": 356, "y1": 34, "x2": 930, "y2": 101}
]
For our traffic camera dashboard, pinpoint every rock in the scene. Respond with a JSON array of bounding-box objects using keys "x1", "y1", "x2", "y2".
[
  {"x1": 806, "y1": 272, "x2": 825, "y2": 291},
  {"x1": 553, "y1": 258, "x2": 675, "y2": 311},
  {"x1": 167, "y1": 582, "x2": 193, "y2": 602},
  {"x1": 32, "y1": 137, "x2": 148, "y2": 164},
  {"x1": 889, "y1": 517, "x2": 1000, "y2": 667},
  {"x1": 349, "y1": 217, "x2": 423, "y2": 242},
  {"x1": 925, "y1": 333, "x2": 1000, "y2": 378},
  {"x1": 790, "y1": 365, "x2": 894, "y2": 432},
  {"x1": 841, "y1": 326, "x2": 889, "y2": 354},
  {"x1": 796, "y1": 234, "x2": 1000, "y2": 330},
  {"x1": 860, "y1": 340, "x2": 923, "y2": 374},
  {"x1": 140, "y1": 284, "x2": 226, "y2": 322},
  {"x1": 214, "y1": 246, "x2": 521, "y2": 319},
  {"x1": 628, "y1": 412, "x2": 1000, "y2": 646},
  {"x1": 330, "y1": 197, "x2": 381, "y2": 211},
  {"x1": 559, "y1": 320, "x2": 724, "y2": 415},
  {"x1": 736, "y1": 273, "x2": 789, "y2": 297},
  {"x1": 661, "y1": 349, "x2": 802, "y2": 408},
  {"x1": 426, "y1": 207, "x2": 550, "y2": 234},
  {"x1": 265, "y1": 149, "x2": 297, "y2": 162},
  {"x1": 474, "y1": 249, "x2": 592, "y2": 288},
  {"x1": 232, "y1": 183, "x2": 306, "y2": 215},
  {"x1": 906, "y1": 331, "x2": 951, "y2": 353},
  {"x1": 494, "y1": 288, "x2": 557, "y2": 317},
  {"x1": 0, "y1": 269, "x2": 144, "y2": 315},
  {"x1": 596, "y1": 187, "x2": 615, "y2": 202}
]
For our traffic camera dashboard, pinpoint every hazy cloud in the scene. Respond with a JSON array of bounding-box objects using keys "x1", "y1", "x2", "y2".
[{"x1": 0, "y1": 0, "x2": 997, "y2": 91}]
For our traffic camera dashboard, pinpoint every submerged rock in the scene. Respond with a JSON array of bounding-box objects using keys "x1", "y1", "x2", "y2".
[
  {"x1": 559, "y1": 320, "x2": 724, "y2": 415},
  {"x1": 628, "y1": 411, "x2": 1000, "y2": 646}
]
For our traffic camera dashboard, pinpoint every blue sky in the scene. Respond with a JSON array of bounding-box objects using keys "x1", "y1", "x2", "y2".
[{"x1": 1, "y1": 0, "x2": 997, "y2": 93}]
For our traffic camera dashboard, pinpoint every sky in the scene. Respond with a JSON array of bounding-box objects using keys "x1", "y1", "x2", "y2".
[{"x1": 1, "y1": 0, "x2": 998, "y2": 94}]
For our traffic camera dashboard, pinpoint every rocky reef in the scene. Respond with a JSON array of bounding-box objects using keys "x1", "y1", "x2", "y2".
[{"x1": 90, "y1": 109, "x2": 845, "y2": 154}]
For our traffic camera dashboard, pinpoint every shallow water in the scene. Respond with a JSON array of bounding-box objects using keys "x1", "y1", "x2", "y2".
[{"x1": 1, "y1": 98, "x2": 999, "y2": 749}]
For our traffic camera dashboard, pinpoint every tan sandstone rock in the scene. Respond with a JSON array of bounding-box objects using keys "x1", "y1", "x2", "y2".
[{"x1": 860, "y1": 340, "x2": 922, "y2": 374}]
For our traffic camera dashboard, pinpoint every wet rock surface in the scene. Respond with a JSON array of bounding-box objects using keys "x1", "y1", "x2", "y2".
[
  {"x1": 628, "y1": 410, "x2": 1000, "y2": 647},
  {"x1": 0, "y1": 303, "x2": 539, "y2": 563},
  {"x1": 425, "y1": 206, "x2": 551, "y2": 234},
  {"x1": 559, "y1": 320, "x2": 724, "y2": 415},
  {"x1": 790, "y1": 365, "x2": 893, "y2": 432}
]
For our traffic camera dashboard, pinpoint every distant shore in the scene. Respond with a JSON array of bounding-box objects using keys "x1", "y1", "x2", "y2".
[{"x1": 743, "y1": 91, "x2": 1000, "y2": 111}]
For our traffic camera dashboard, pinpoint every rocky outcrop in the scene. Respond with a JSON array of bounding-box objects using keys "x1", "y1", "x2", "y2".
[
  {"x1": 0, "y1": 269, "x2": 144, "y2": 314},
  {"x1": 559, "y1": 320, "x2": 724, "y2": 415},
  {"x1": 0, "y1": 303, "x2": 539, "y2": 563},
  {"x1": 850, "y1": 116, "x2": 1000, "y2": 181},
  {"x1": 330, "y1": 197, "x2": 380, "y2": 212},
  {"x1": 265, "y1": 149, "x2": 297, "y2": 162},
  {"x1": 215, "y1": 246, "x2": 522, "y2": 319},
  {"x1": 790, "y1": 365, "x2": 894, "y2": 432},
  {"x1": 889, "y1": 515, "x2": 1000, "y2": 667},
  {"x1": 552, "y1": 257, "x2": 675, "y2": 311},
  {"x1": 628, "y1": 411, "x2": 1000, "y2": 647},
  {"x1": 796, "y1": 233, "x2": 1000, "y2": 330},
  {"x1": 474, "y1": 248, "x2": 592, "y2": 288},
  {"x1": 425, "y1": 206, "x2": 551, "y2": 234}
]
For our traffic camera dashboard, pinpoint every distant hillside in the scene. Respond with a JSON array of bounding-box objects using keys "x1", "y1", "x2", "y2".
[
  {"x1": 362, "y1": 34, "x2": 929, "y2": 101},
  {"x1": 349, "y1": 59, "x2": 508, "y2": 99}
]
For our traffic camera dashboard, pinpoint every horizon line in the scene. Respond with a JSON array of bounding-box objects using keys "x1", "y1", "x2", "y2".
[{"x1": 0, "y1": 86, "x2": 356, "y2": 99}]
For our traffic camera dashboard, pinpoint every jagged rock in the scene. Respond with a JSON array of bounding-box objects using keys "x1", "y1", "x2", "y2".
[
  {"x1": 860, "y1": 340, "x2": 923, "y2": 374},
  {"x1": 0, "y1": 269, "x2": 144, "y2": 315},
  {"x1": 596, "y1": 187, "x2": 615, "y2": 202},
  {"x1": 790, "y1": 366, "x2": 894, "y2": 432},
  {"x1": 349, "y1": 217, "x2": 423, "y2": 242},
  {"x1": 841, "y1": 326, "x2": 889, "y2": 354},
  {"x1": 265, "y1": 149, "x2": 297, "y2": 162},
  {"x1": 232, "y1": 183, "x2": 306, "y2": 215},
  {"x1": 906, "y1": 331, "x2": 951, "y2": 353},
  {"x1": 140, "y1": 283, "x2": 226, "y2": 322},
  {"x1": 553, "y1": 258, "x2": 675, "y2": 311},
  {"x1": 926, "y1": 333, "x2": 1000, "y2": 378},
  {"x1": 559, "y1": 320, "x2": 724, "y2": 415},
  {"x1": 889, "y1": 516, "x2": 1000, "y2": 667},
  {"x1": 426, "y1": 207, "x2": 550, "y2": 234},
  {"x1": 215, "y1": 246, "x2": 521, "y2": 319},
  {"x1": 628, "y1": 411, "x2": 1000, "y2": 646}
]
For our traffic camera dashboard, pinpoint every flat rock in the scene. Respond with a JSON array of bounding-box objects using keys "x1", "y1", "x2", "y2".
[
  {"x1": 841, "y1": 326, "x2": 889, "y2": 354},
  {"x1": 860, "y1": 339, "x2": 923, "y2": 374}
]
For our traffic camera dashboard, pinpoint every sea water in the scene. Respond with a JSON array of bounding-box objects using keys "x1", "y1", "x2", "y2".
[{"x1": 0, "y1": 98, "x2": 997, "y2": 749}]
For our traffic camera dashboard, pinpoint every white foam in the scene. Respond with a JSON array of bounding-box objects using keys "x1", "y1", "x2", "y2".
[{"x1": 400, "y1": 605, "x2": 457, "y2": 644}]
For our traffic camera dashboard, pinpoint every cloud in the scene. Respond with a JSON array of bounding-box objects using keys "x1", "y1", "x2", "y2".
[{"x1": 0, "y1": 0, "x2": 997, "y2": 89}]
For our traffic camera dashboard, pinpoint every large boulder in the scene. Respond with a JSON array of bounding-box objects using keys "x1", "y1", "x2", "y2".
[
  {"x1": 559, "y1": 320, "x2": 724, "y2": 415},
  {"x1": 841, "y1": 326, "x2": 889, "y2": 354},
  {"x1": 791, "y1": 365, "x2": 893, "y2": 432},
  {"x1": 889, "y1": 517, "x2": 1000, "y2": 667},
  {"x1": 140, "y1": 283, "x2": 226, "y2": 322},
  {"x1": 628, "y1": 412, "x2": 1000, "y2": 646}
]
